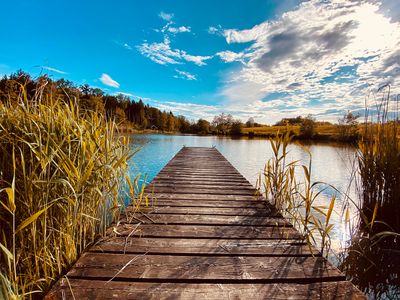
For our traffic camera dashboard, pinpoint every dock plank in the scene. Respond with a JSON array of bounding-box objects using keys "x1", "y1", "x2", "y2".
[
  {"x1": 90, "y1": 237, "x2": 316, "y2": 256},
  {"x1": 46, "y1": 146, "x2": 365, "y2": 299},
  {"x1": 46, "y1": 280, "x2": 366, "y2": 300},
  {"x1": 107, "y1": 224, "x2": 302, "y2": 239},
  {"x1": 68, "y1": 253, "x2": 344, "y2": 281}
]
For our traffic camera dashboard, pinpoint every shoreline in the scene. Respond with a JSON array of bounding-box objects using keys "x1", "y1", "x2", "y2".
[{"x1": 118, "y1": 126, "x2": 358, "y2": 145}]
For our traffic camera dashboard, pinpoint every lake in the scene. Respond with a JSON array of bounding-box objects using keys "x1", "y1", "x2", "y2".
[{"x1": 127, "y1": 133, "x2": 358, "y2": 255}]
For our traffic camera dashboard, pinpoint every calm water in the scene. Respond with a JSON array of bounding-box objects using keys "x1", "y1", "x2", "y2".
[
  {"x1": 127, "y1": 134, "x2": 358, "y2": 253},
  {"x1": 127, "y1": 133, "x2": 398, "y2": 299}
]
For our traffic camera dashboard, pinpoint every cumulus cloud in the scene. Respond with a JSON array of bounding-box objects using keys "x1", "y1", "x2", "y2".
[
  {"x1": 137, "y1": 37, "x2": 212, "y2": 66},
  {"x1": 138, "y1": 12, "x2": 211, "y2": 67},
  {"x1": 174, "y1": 69, "x2": 197, "y2": 80},
  {"x1": 41, "y1": 66, "x2": 67, "y2": 74},
  {"x1": 100, "y1": 73, "x2": 120, "y2": 88},
  {"x1": 168, "y1": 26, "x2": 191, "y2": 34},
  {"x1": 159, "y1": 11, "x2": 174, "y2": 21},
  {"x1": 216, "y1": 51, "x2": 244, "y2": 63},
  {"x1": 213, "y1": 0, "x2": 400, "y2": 121}
]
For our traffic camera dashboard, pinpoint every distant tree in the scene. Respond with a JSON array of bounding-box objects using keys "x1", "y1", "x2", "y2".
[
  {"x1": 245, "y1": 117, "x2": 255, "y2": 127},
  {"x1": 230, "y1": 120, "x2": 243, "y2": 136},
  {"x1": 167, "y1": 112, "x2": 176, "y2": 132},
  {"x1": 275, "y1": 116, "x2": 304, "y2": 126},
  {"x1": 212, "y1": 113, "x2": 234, "y2": 134},
  {"x1": 299, "y1": 114, "x2": 316, "y2": 138},
  {"x1": 196, "y1": 119, "x2": 210, "y2": 134},
  {"x1": 338, "y1": 111, "x2": 360, "y2": 141}
]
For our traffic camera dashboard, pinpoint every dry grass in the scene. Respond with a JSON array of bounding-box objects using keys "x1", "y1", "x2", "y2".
[
  {"x1": 257, "y1": 132, "x2": 341, "y2": 255},
  {"x1": 0, "y1": 84, "x2": 136, "y2": 298},
  {"x1": 243, "y1": 124, "x2": 362, "y2": 139}
]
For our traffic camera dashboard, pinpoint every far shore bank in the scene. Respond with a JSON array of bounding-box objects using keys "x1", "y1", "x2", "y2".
[{"x1": 117, "y1": 124, "x2": 359, "y2": 144}]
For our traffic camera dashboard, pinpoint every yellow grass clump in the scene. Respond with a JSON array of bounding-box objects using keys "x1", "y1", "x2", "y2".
[{"x1": 0, "y1": 85, "x2": 134, "y2": 298}]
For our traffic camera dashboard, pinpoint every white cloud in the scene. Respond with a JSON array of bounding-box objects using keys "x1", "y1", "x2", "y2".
[
  {"x1": 168, "y1": 26, "x2": 191, "y2": 34},
  {"x1": 208, "y1": 25, "x2": 223, "y2": 35},
  {"x1": 41, "y1": 66, "x2": 67, "y2": 74},
  {"x1": 138, "y1": 12, "x2": 211, "y2": 67},
  {"x1": 216, "y1": 51, "x2": 244, "y2": 63},
  {"x1": 159, "y1": 11, "x2": 174, "y2": 21},
  {"x1": 223, "y1": 23, "x2": 268, "y2": 44},
  {"x1": 137, "y1": 38, "x2": 212, "y2": 66},
  {"x1": 99, "y1": 73, "x2": 120, "y2": 88},
  {"x1": 115, "y1": 92, "x2": 133, "y2": 97},
  {"x1": 174, "y1": 69, "x2": 197, "y2": 80},
  {"x1": 181, "y1": 53, "x2": 212, "y2": 66},
  {"x1": 213, "y1": 0, "x2": 400, "y2": 121}
]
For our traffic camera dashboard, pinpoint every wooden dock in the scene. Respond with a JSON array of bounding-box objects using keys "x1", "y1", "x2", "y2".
[{"x1": 47, "y1": 147, "x2": 365, "y2": 299}]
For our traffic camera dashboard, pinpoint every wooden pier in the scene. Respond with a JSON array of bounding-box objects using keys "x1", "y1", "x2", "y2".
[{"x1": 47, "y1": 147, "x2": 365, "y2": 299}]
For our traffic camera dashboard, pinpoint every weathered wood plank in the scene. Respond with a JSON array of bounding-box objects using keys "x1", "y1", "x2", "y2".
[
  {"x1": 147, "y1": 182, "x2": 254, "y2": 189},
  {"x1": 90, "y1": 237, "x2": 316, "y2": 256},
  {"x1": 46, "y1": 280, "x2": 366, "y2": 300},
  {"x1": 153, "y1": 175, "x2": 249, "y2": 182},
  {"x1": 67, "y1": 253, "x2": 344, "y2": 281},
  {"x1": 120, "y1": 214, "x2": 288, "y2": 226},
  {"x1": 146, "y1": 193, "x2": 261, "y2": 201},
  {"x1": 138, "y1": 206, "x2": 277, "y2": 216},
  {"x1": 144, "y1": 187, "x2": 256, "y2": 195},
  {"x1": 107, "y1": 224, "x2": 302, "y2": 239},
  {"x1": 151, "y1": 179, "x2": 254, "y2": 188},
  {"x1": 139, "y1": 199, "x2": 271, "y2": 208}
]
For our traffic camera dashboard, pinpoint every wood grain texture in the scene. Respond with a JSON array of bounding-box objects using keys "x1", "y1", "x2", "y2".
[
  {"x1": 90, "y1": 237, "x2": 317, "y2": 256},
  {"x1": 46, "y1": 147, "x2": 365, "y2": 299},
  {"x1": 106, "y1": 224, "x2": 302, "y2": 239},
  {"x1": 67, "y1": 253, "x2": 344, "y2": 281},
  {"x1": 46, "y1": 280, "x2": 366, "y2": 300}
]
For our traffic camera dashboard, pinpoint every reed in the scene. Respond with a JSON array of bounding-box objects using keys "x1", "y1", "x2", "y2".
[
  {"x1": 357, "y1": 85, "x2": 400, "y2": 239},
  {"x1": 258, "y1": 131, "x2": 339, "y2": 255},
  {"x1": 340, "y1": 86, "x2": 400, "y2": 298},
  {"x1": 0, "y1": 82, "x2": 135, "y2": 298}
]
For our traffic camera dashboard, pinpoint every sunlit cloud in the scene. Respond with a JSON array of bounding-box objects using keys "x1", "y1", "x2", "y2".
[
  {"x1": 213, "y1": 0, "x2": 400, "y2": 122},
  {"x1": 41, "y1": 66, "x2": 67, "y2": 74},
  {"x1": 99, "y1": 73, "x2": 120, "y2": 88},
  {"x1": 137, "y1": 37, "x2": 212, "y2": 66},
  {"x1": 159, "y1": 11, "x2": 174, "y2": 21},
  {"x1": 138, "y1": 12, "x2": 211, "y2": 66},
  {"x1": 115, "y1": 91, "x2": 134, "y2": 97},
  {"x1": 174, "y1": 69, "x2": 197, "y2": 80},
  {"x1": 168, "y1": 26, "x2": 191, "y2": 34}
]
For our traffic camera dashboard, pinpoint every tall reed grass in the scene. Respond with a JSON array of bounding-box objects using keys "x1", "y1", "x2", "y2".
[
  {"x1": 340, "y1": 85, "x2": 400, "y2": 298},
  {"x1": 0, "y1": 83, "x2": 134, "y2": 298},
  {"x1": 357, "y1": 85, "x2": 400, "y2": 239},
  {"x1": 258, "y1": 131, "x2": 340, "y2": 255}
]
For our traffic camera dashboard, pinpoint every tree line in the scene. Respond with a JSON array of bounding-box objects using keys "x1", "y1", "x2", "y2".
[{"x1": 0, "y1": 71, "x2": 211, "y2": 133}]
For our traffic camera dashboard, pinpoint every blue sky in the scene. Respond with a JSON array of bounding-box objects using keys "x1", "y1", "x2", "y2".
[{"x1": 1, "y1": 0, "x2": 399, "y2": 124}]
